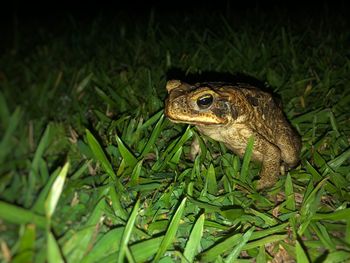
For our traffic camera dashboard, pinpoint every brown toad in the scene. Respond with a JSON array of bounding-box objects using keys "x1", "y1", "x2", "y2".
[{"x1": 165, "y1": 80, "x2": 301, "y2": 190}]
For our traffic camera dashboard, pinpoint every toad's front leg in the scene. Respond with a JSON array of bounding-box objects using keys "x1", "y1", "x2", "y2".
[{"x1": 252, "y1": 135, "x2": 282, "y2": 190}]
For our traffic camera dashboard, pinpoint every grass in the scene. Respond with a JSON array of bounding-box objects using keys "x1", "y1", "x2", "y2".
[{"x1": 1, "y1": 6, "x2": 350, "y2": 262}]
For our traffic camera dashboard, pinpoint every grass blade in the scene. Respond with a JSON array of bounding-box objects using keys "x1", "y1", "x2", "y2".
[
  {"x1": 225, "y1": 226, "x2": 255, "y2": 263},
  {"x1": 0, "y1": 201, "x2": 46, "y2": 228},
  {"x1": 86, "y1": 129, "x2": 116, "y2": 179},
  {"x1": 130, "y1": 236, "x2": 164, "y2": 263},
  {"x1": 115, "y1": 134, "x2": 138, "y2": 169},
  {"x1": 118, "y1": 198, "x2": 140, "y2": 263},
  {"x1": 153, "y1": 197, "x2": 187, "y2": 262},
  {"x1": 82, "y1": 227, "x2": 124, "y2": 263},
  {"x1": 295, "y1": 240, "x2": 310, "y2": 263},
  {"x1": 206, "y1": 163, "x2": 218, "y2": 195},
  {"x1": 47, "y1": 231, "x2": 64, "y2": 263},
  {"x1": 200, "y1": 233, "x2": 242, "y2": 262},
  {"x1": 183, "y1": 213, "x2": 205, "y2": 263},
  {"x1": 32, "y1": 167, "x2": 61, "y2": 214},
  {"x1": 140, "y1": 113, "x2": 164, "y2": 156},
  {"x1": 45, "y1": 162, "x2": 69, "y2": 219}
]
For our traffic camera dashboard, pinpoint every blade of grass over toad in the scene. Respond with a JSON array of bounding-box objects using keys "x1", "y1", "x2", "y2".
[
  {"x1": 115, "y1": 134, "x2": 138, "y2": 168},
  {"x1": 118, "y1": 198, "x2": 140, "y2": 263},
  {"x1": 240, "y1": 135, "x2": 254, "y2": 184},
  {"x1": 225, "y1": 226, "x2": 255, "y2": 263},
  {"x1": 85, "y1": 129, "x2": 116, "y2": 179},
  {"x1": 47, "y1": 231, "x2": 64, "y2": 263},
  {"x1": 183, "y1": 213, "x2": 205, "y2": 263},
  {"x1": 45, "y1": 162, "x2": 69, "y2": 219},
  {"x1": 140, "y1": 113, "x2": 164, "y2": 157},
  {"x1": 153, "y1": 197, "x2": 187, "y2": 262}
]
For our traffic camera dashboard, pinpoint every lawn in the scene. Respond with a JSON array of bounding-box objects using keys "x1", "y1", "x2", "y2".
[{"x1": 1, "y1": 4, "x2": 350, "y2": 262}]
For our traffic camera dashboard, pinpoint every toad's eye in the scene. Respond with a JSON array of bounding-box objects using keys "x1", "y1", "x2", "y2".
[{"x1": 197, "y1": 94, "x2": 213, "y2": 109}]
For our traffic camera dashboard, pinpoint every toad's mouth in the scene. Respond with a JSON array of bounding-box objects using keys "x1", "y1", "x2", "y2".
[{"x1": 165, "y1": 109, "x2": 227, "y2": 126}]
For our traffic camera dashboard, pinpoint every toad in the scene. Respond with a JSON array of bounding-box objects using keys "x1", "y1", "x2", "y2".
[{"x1": 165, "y1": 80, "x2": 301, "y2": 190}]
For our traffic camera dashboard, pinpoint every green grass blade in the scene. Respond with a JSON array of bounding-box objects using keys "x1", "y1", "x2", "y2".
[
  {"x1": 153, "y1": 197, "x2": 187, "y2": 262},
  {"x1": 32, "y1": 167, "x2": 61, "y2": 214},
  {"x1": 62, "y1": 199, "x2": 106, "y2": 261},
  {"x1": 183, "y1": 213, "x2": 205, "y2": 263},
  {"x1": 118, "y1": 198, "x2": 140, "y2": 263},
  {"x1": 242, "y1": 234, "x2": 287, "y2": 250},
  {"x1": 256, "y1": 245, "x2": 267, "y2": 263},
  {"x1": 200, "y1": 233, "x2": 242, "y2": 262},
  {"x1": 152, "y1": 126, "x2": 193, "y2": 171},
  {"x1": 109, "y1": 185, "x2": 128, "y2": 220},
  {"x1": 140, "y1": 113, "x2": 164, "y2": 157},
  {"x1": 225, "y1": 226, "x2": 255, "y2": 263},
  {"x1": 130, "y1": 159, "x2": 143, "y2": 186},
  {"x1": 310, "y1": 222, "x2": 336, "y2": 250},
  {"x1": 12, "y1": 224, "x2": 36, "y2": 263},
  {"x1": 324, "y1": 250, "x2": 350, "y2": 263},
  {"x1": 81, "y1": 227, "x2": 124, "y2": 263},
  {"x1": 206, "y1": 163, "x2": 218, "y2": 195},
  {"x1": 0, "y1": 201, "x2": 46, "y2": 228},
  {"x1": 285, "y1": 173, "x2": 295, "y2": 211},
  {"x1": 26, "y1": 124, "x2": 52, "y2": 207},
  {"x1": 45, "y1": 162, "x2": 69, "y2": 219},
  {"x1": 295, "y1": 240, "x2": 310, "y2": 263},
  {"x1": 115, "y1": 134, "x2": 138, "y2": 168},
  {"x1": 327, "y1": 148, "x2": 350, "y2": 170},
  {"x1": 130, "y1": 236, "x2": 164, "y2": 263},
  {"x1": 86, "y1": 129, "x2": 117, "y2": 180},
  {"x1": 47, "y1": 231, "x2": 64, "y2": 263},
  {"x1": 312, "y1": 208, "x2": 350, "y2": 220}
]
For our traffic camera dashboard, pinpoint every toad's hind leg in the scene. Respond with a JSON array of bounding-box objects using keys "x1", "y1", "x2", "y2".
[{"x1": 275, "y1": 124, "x2": 301, "y2": 168}]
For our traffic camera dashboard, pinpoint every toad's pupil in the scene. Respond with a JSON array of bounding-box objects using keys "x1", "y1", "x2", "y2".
[{"x1": 197, "y1": 95, "x2": 213, "y2": 109}]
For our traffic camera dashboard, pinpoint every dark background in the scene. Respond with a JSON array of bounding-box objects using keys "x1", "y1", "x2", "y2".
[
  {"x1": 1, "y1": 0, "x2": 349, "y2": 53},
  {"x1": 2, "y1": 0, "x2": 350, "y2": 24}
]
